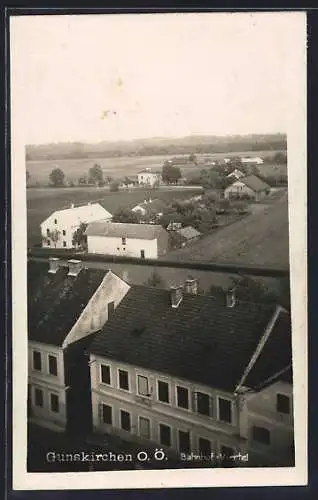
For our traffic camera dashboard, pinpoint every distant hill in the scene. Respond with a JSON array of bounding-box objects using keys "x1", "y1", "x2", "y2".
[{"x1": 26, "y1": 134, "x2": 287, "y2": 161}]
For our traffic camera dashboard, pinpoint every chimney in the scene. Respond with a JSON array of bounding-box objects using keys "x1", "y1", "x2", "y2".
[
  {"x1": 225, "y1": 287, "x2": 236, "y2": 308},
  {"x1": 48, "y1": 257, "x2": 60, "y2": 274},
  {"x1": 67, "y1": 259, "x2": 83, "y2": 277},
  {"x1": 170, "y1": 286, "x2": 183, "y2": 308},
  {"x1": 185, "y1": 279, "x2": 198, "y2": 295}
]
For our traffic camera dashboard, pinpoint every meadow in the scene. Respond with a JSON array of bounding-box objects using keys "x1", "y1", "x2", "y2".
[
  {"x1": 27, "y1": 186, "x2": 202, "y2": 246},
  {"x1": 26, "y1": 150, "x2": 287, "y2": 185}
]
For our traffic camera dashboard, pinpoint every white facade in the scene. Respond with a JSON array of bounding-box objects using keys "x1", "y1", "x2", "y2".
[
  {"x1": 87, "y1": 235, "x2": 159, "y2": 259},
  {"x1": 137, "y1": 172, "x2": 162, "y2": 187},
  {"x1": 241, "y1": 157, "x2": 264, "y2": 164},
  {"x1": 40, "y1": 203, "x2": 112, "y2": 249},
  {"x1": 224, "y1": 181, "x2": 259, "y2": 200}
]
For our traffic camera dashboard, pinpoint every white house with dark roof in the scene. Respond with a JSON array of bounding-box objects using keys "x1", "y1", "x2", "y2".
[
  {"x1": 137, "y1": 168, "x2": 162, "y2": 187},
  {"x1": 224, "y1": 175, "x2": 271, "y2": 202},
  {"x1": 227, "y1": 169, "x2": 245, "y2": 180},
  {"x1": 85, "y1": 222, "x2": 169, "y2": 259},
  {"x1": 88, "y1": 282, "x2": 294, "y2": 467},
  {"x1": 28, "y1": 258, "x2": 130, "y2": 432},
  {"x1": 40, "y1": 203, "x2": 112, "y2": 249}
]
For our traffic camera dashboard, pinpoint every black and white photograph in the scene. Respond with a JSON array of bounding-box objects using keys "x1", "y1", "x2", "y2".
[{"x1": 10, "y1": 11, "x2": 307, "y2": 489}]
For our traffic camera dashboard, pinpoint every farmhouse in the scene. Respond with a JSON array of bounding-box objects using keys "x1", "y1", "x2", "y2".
[
  {"x1": 175, "y1": 226, "x2": 201, "y2": 246},
  {"x1": 137, "y1": 168, "x2": 162, "y2": 187},
  {"x1": 241, "y1": 157, "x2": 264, "y2": 165},
  {"x1": 85, "y1": 221, "x2": 169, "y2": 259},
  {"x1": 40, "y1": 203, "x2": 112, "y2": 249},
  {"x1": 227, "y1": 169, "x2": 245, "y2": 180},
  {"x1": 88, "y1": 283, "x2": 293, "y2": 467},
  {"x1": 28, "y1": 258, "x2": 130, "y2": 432},
  {"x1": 224, "y1": 175, "x2": 270, "y2": 202},
  {"x1": 131, "y1": 199, "x2": 166, "y2": 218}
]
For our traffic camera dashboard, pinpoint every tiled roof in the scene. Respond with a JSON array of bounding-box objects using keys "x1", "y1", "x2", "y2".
[
  {"x1": 244, "y1": 310, "x2": 292, "y2": 390},
  {"x1": 85, "y1": 221, "x2": 166, "y2": 240},
  {"x1": 176, "y1": 226, "x2": 201, "y2": 240},
  {"x1": 41, "y1": 203, "x2": 112, "y2": 227},
  {"x1": 138, "y1": 170, "x2": 162, "y2": 175},
  {"x1": 133, "y1": 199, "x2": 166, "y2": 213},
  {"x1": 239, "y1": 175, "x2": 270, "y2": 193},
  {"x1": 89, "y1": 285, "x2": 279, "y2": 393},
  {"x1": 28, "y1": 261, "x2": 108, "y2": 346}
]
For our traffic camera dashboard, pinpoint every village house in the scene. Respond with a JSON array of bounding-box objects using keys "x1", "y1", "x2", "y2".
[
  {"x1": 175, "y1": 226, "x2": 201, "y2": 247},
  {"x1": 131, "y1": 199, "x2": 166, "y2": 219},
  {"x1": 88, "y1": 282, "x2": 293, "y2": 467},
  {"x1": 40, "y1": 203, "x2": 112, "y2": 249},
  {"x1": 241, "y1": 157, "x2": 264, "y2": 165},
  {"x1": 224, "y1": 175, "x2": 271, "y2": 202},
  {"x1": 85, "y1": 222, "x2": 169, "y2": 259},
  {"x1": 227, "y1": 169, "x2": 245, "y2": 180},
  {"x1": 28, "y1": 258, "x2": 130, "y2": 433},
  {"x1": 137, "y1": 168, "x2": 162, "y2": 187}
]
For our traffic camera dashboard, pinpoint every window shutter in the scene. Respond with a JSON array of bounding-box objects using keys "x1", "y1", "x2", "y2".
[{"x1": 148, "y1": 376, "x2": 155, "y2": 397}]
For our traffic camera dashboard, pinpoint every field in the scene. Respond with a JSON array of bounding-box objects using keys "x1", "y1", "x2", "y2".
[
  {"x1": 27, "y1": 186, "x2": 202, "y2": 246},
  {"x1": 161, "y1": 190, "x2": 289, "y2": 269},
  {"x1": 26, "y1": 150, "x2": 287, "y2": 185}
]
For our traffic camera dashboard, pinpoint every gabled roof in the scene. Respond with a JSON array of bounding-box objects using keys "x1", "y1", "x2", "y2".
[
  {"x1": 28, "y1": 261, "x2": 108, "y2": 346},
  {"x1": 176, "y1": 226, "x2": 201, "y2": 240},
  {"x1": 41, "y1": 203, "x2": 112, "y2": 227},
  {"x1": 89, "y1": 285, "x2": 281, "y2": 393},
  {"x1": 243, "y1": 310, "x2": 292, "y2": 390},
  {"x1": 138, "y1": 170, "x2": 162, "y2": 175},
  {"x1": 132, "y1": 199, "x2": 166, "y2": 214},
  {"x1": 85, "y1": 221, "x2": 166, "y2": 240},
  {"x1": 236, "y1": 175, "x2": 270, "y2": 193}
]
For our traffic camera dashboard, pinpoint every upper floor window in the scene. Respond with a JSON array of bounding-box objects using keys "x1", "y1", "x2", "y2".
[
  {"x1": 137, "y1": 375, "x2": 150, "y2": 397},
  {"x1": 176, "y1": 385, "x2": 189, "y2": 409},
  {"x1": 196, "y1": 391, "x2": 212, "y2": 417},
  {"x1": 122, "y1": 237, "x2": 126, "y2": 245},
  {"x1": 48, "y1": 355, "x2": 58, "y2": 376},
  {"x1": 157, "y1": 380, "x2": 170, "y2": 404},
  {"x1": 252, "y1": 426, "x2": 271, "y2": 446},
  {"x1": 62, "y1": 230, "x2": 66, "y2": 236},
  {"x1": 108, "y1": 301, "x2": 115, "y2": 318},
  {"x1": 33, "y1": 351, "x2": 42, "y2": 371},
  {"x1": 276, "y1": 393, "x2": 290, "y2": 414},
  {"x1": 100, "y1": 364, "x2": 111, "y2": 385},
  {"x1": 54, "y1": 219, "x2": 57, "y2": 224},
  {"x1": 46, "y1": 228, "x2": 50, "y2": 235},
  {"x1": 118, "y1": 369, "x2": 129, "y2": 391},
  {"x1": 218, "y1": 397, "x2": 233, "y2": 424}
]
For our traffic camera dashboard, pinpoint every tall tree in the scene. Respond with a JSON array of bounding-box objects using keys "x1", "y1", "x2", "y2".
[
  {"x1": 72, "y1": 222, "x2": 88, "y2": 249},
  {"x1": 147, "y1": 270, "x2": 164, "y2": 288},
  {"x1": 162, "y1": 164, "x2": 182, "y2": 184},
  {"x1": 49, "y1": 168, "x2": 65, "y2": 187},
  {"x1": 88, "y1": 164, "x2": 104, "y2": 185},
  {"x1": 112, "y1": 208, "x2": 139, "y2": 224}
]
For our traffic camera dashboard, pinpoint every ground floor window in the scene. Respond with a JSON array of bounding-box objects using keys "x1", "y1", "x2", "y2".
[
  {"x1": 102, "y1": 404, "x2": 112, "y2": 425},
  {"x1": 159, "y1": 423, "x2": 171, "y2": 447},
  {"x1": 34, "y1": 387, "x2": 44, "y2": 408},
  {"x1": 120, "y1": 410, "x2": 131, "y2": 432},
  {"x1": 138, "y1": 416, "x2": 151, "y2": 439},
  {"x1": 50, "y1": 393, "x2": 59, "y2": 413}
]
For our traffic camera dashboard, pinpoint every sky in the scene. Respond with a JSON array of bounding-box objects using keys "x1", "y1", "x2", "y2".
[{"x1": 10, "y1": 12, "x2": 306, "y2": 145}]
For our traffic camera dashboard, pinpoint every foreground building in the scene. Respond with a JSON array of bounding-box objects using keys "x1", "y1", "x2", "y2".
[
  {"x1": 88, "y1": 282, "x2": 293, "y2": 467},
  {"x1": 224, "y1": 175, "x2": 270, "y2": 202},
  {"x1": 28, "y1": 258, "x2": 130, "y2": 432},
  {"x1": 85, "y1": 222, "x2": 169, "y2": 259},
  {"x1": 40, "y1": 203, "x2": 112, "y2": 249}
]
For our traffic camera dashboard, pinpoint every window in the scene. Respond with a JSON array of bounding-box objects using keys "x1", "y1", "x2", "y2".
[
  {"x1": 102, "y1": 404, "x2": 112, "y2": 424},
  {"x1": 100, "y1": 364, "x2": 111, "y2": 385},
  {"x1": 33, "y1": 351, "x2": 42, "y2": 371},
  {"x1": 47, "y1": 239, "x2": 51, "y2": 246},
  {"x1": 139, "y1": 416, "x2": 151, "y2": 439},
  {"x1": 50, "y1": 394, "x2": 59, "y2": 413},
  {"x1": 118, "y1": 369, "x2": 129, "y2": 391},
  {"x1": 196, "y1": 392, "x2": 211, "y2": 416},
  {"x1": 48, "y1": 355, "x2": 58, "y2": 376},
  {"x1": 221, "y1": 445, "x2": 234, "y2": 457},
  {"x1": 137, "y1": 375, "x2": 150, "y2": 396},
  {"x1": 108, "y1": 301, "x2": 115, "y2": 318},
  {"x1": 63, "y1": 241, "x2": 66, "y2": 247},
  {"x1": 34, "y1": 388, "x2": 43, "y2": 407},
  {"x1": 62, "y1": 230, "x2": 66, "y2": 236},
  {"x1": 218, "y1": 397, "x2": 232, "y2": 424},
  {"x1": 54, "y1": 219, "x2": 57, "y2": 224},
  {"x1": 177, "y1": 385, "x2": 189, "y2": 409},
  {"x1": 159, "y1": 424, "x2": 171, "y2": 447},
  {"x1": 122, "y1": 237, "x2": 126, "y2": 245},
  {"x1": 252, "y1": 426, "x2": 271, "y2": 445},
  {"x1": 276, "y1": 394, "x2": 290, "y2": 414},
  {"x1": 140, "y1": 250, "x2": 145, "y2": 259},
  {"x1": 198, "y1": 437, "x2": 211, "y2": 455},
  {"x1": 178, "y1": 430, "x2": 191, "y2": 453},
  {"x1": 120, "y1": 410, "x2": 131, "y2": 431},
  {"x1": 158, "y1": 380, "x2": 170, "y2": 403},
  {"x1": 46, "y1": 228, "x2": 50, "y2": 235}
]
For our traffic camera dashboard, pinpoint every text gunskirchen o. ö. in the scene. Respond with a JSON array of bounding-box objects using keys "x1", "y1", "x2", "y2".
[{"x1": 46, "y1": 449, "x2": 168, "y2": 464}]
